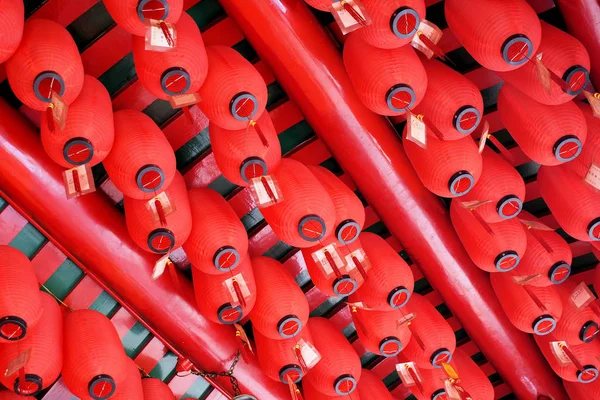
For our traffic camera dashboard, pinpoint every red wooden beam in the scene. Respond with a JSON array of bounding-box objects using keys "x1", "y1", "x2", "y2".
[
  {"x1": 0, "y1": 99, "x2": 288, "y2": 400},
  {"x1": 217, "y1": 1, "x2": 568, "y2": 398}
]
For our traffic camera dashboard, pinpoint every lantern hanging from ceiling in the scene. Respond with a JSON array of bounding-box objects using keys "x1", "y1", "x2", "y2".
[
  {"x1": 412, "y1": 57, "x2": 483, "y2": 140},
  {"x1": 132, "y1": 13, "x2": 208, "y2": 100},
  {"x1": 506, "y1": 223, "x2": 572, "y2": 287},
  {"x1": 191, "y1": 255, "x2": 256, "y2": 325},
  {"x1": 353, "y1": 0, "x2": 426, "y2": 49},
  {"x1": 142, "y1": 378, "x2": 176, "y2": 400},
  {"x1": 303, "y1": 378, "x2": 358, "y2": 400},
  {"x1": 349, "y1": 232, "x2": 414, "y2": 310},
  {"x1": 343, "y1": 34, "x2": 427, "y2": 116},
  {"x1": 304, "y1": 317, "x2": 362, "y2": 397},
  {"x1": 103, "y1": 0, "x2": 183, "y2": 37},
  {"x1": 260, "y1": 159, "x2": 336, "y2": 248},
  {"x1": 0, "y1": 0, "x2": 24, "y2": 64},
  {"x1": 407, "y1": 348, "x2": 494, "y2": 400},
  {"x1": 496, "y1": 21, "x2": 590, "y2": 105},
  {"x1": 253, "y1": 326, "x2": 314, "y2": 384},
  {"x1": 6, "y1": 19, "x2": 84, "y2": 110},
  {"x1": 401, "y1": 293, "x2": 456, "y2": 370},
  {"x1": 124, "y1": 171, "x2": 192, "y2": 254},
  {"x1": 536, "y1": 334, "x2": 600, "y2": 383},
  {"x1": 564, "y1": 378, "x2": 600, "y2": 399},
  {"x1": 40, "y1": 74, "x2": 114, "y2": 169},
  {"x1": 564, "y1": 103, "x2": 600, "y2": 179},
  {"x1": 444, "y1": 0, "x2": 541, "y2": 72},
  {"x1": 497, "y1": 83, "x2": 587, "y2": 166},
  {"x1": 103, "y1": 110, "x2": 176, "y2": 200},
  {"x1": 357, "y1": 369, "x2": 393, "y2": 400},
  {"x1": 306, "y1": 165, "x2": 365, "y2": 245},
  {"x1": 352, "y1": 307, "x2": 412, "y2": 358},
  {"x1": 537, "y1": 164, "x2": 600, "y2": 242},
  {"x1": 0, "y1": 293, "x2": 62, "y2": 396},
  {"x1": 198, "y1": 46, "x2": 268, "y2": 130},
  {"x1": 110, "y1": 357, "x2": 144, "y2": 400},
  {"x1": 302, "y1": 236, "x2": 363, "y2": 298},
  {"x1": 553, "y1": 280, "x2": 600, "y2": 345},
  {"x1": 182, "y1": 188, "x2": 248, "y2": 274},
  {"x1": 403, "y1": 129, "x2": 482, "y2": 198},
  {"x1": 490, "y1": 273, "x2": 563, "y2": 336},
  {"x1": 62, "y1": 310, "x2": 128, "y2": 400},
  {"x1": 250, "y1": 256, "x2": 309, "y2": 340},
  {"x1": 0, "y1": 245, "x2": 42, "y2": 342},
  {"x1": 458, "y1": 148, "x2": 525, "y2": 222},
  {"x1": 209, "y1": 112, "x2": 281, "y2": 186},
  {"x1": 449, "y1": 199, "x2": 527, "y2": 273}
]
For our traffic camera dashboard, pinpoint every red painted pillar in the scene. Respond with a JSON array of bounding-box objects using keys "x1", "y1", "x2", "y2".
[
  {"x1": 555, "y1": 0, "x2": 600, "y2": 89},
  {"x1": 0, "y1": 99, "x2": 288, "y2": 400},
  {"x1": 217, "y1": 1, "x2": 567, "y2": 398}
]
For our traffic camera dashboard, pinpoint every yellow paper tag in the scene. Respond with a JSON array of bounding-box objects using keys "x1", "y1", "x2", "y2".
[{"x1": 442, "y1": 362, "x2": 459, "y2": 380}]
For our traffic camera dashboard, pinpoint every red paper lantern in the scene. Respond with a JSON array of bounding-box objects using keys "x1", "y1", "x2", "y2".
[
  {"x1": 191, "y1": 255, "x2": 256, "y2": 325},
  {"x1": 536, "y1": 334, "x2": 600, "y2": 383},
  {"x1": 40, "y1": 74, "x2": 114, "y2": 168},
  {"x1": 209, "y1": 112, "x2": 281, "y2": 186},
  {"x1": 198, "y1": 46, "x2": 268, "y2": 130},
  {"x1": 304, "y1": 317, "x2": 362, "y2": 396},
  {"x1": 0, "y1": 293, "x2": 62, "y2": 396},
  {"x1": 497, "y1": 22, "x2": 590, "y2": 105},
  {"x1": 349, "y1": 232, "x2": 414, "y2": 310},
  {"x1": 537, "y1": 164, "x2": 600, "y2": 242},
  {"x1": 254, "y1": 326, "x2": 314, "y2": 384},
  {"x1": 352, "y1": 307, "x2": 412, "y2": 358},
  {"x1": 307, "y1": 165, "x2": 365, "y2": 244},
  {"x1": 0, "y1": 245, "x2": 42, "y2": 342},
  {"x1": 103, "y1": 0, "x2": 183, "y2": 37},
  {"x1": 62, "y1": 310, "x2": 128, "y2": 400},
  {"x1": 142, "y1": 378, "x2": 175, "y2": 400},
  {"x1": 413, "y1": 57, "x2": 483, "y2": 140},
  {"x1": 554, "y1": 280, "x2": 600, "y2": 345},
  {"x1": 103, "y1": 110, "x2": 176, "y2": 200},
  {"x1": 250, "y1": 256, "x2": 309, "y2": 339},
  {"x1": 110, "y1": 358, "x2": 144, "y2": 400},
  {"x1": 302, "y1": 0, "x2": 331, "y2": 11},
  {"x1": 490, "y1": 273, "x2": 563, "y2": 336},
  {"x1": 182, "y1": 188, "x2": 248, "y2": 274},
  {"x1": 0, "y1": 0, "x2": 24, "y2": 64},
  {"x1": 564, "y1": 103, "x2": 600, "y2": 179},
  {"x1": 357, "y1": 369, "x2": 393, "y2": 400},
  {"x1": 403, "y1": 129, "x2": 482, "y2": 198},
  {"x1": 6, "y1": 19, "x2": 84, "y2": 110},
  {"x1": 132, "y1": 13, "x2": 208, "y2": 100},
  {"x1": 0, "y1": 391, "x2": 28, "y2": 400},
  {"x1": 408, "y1": 348, "x2": 494, "y2": 400},
  {"x1": 445, "y1": 0, "x2": 541, "y2": 72},
  {"x1": 401, "y1": 294, "x2": 456, "y2": 370},
  {"x1": 564, "y1": 379, "x2": 600, "y2": 399},
  {"x1": 303, "y1": 378, "x2": 358, "y2": 400},
  {"x1": 450, "y1": 200, "x2": 527, "y2": 273},
  {"x1": 260, "y1": 159, "x2": 336, "y2": 248},
  {"x1": 354, "y1": 0, "x2": 426, "y2": 49},
  {"x1": 506, "y1": 225, "x2": 572, "y2": 287},
  {"x1": 498, "y1": 84, "x2": 587, "y2": 166},
  {"x1": 458, "y1": 148, "x2": 525, "y2": 222},
  {"x1": 124, "y1": 171, "x2": 192, "y2": 254},
  {"x1": 344, "y1": 34, "x2": 427, "y2": 116},
  {"x1": 302, "y1": 236, "x2": 365, "y2": 298}
]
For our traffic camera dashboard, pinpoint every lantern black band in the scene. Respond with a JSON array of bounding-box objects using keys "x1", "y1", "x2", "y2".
[
  {"x1": 0, "y1": 315, "x2": 27, "y2": 341},
  {"x1": 385, "y1": 84, "x2": 416, "y2": 113},
  {"x1": 14, "y1": 374, "x2": 43, "y2": 396},
  {"x1": 147, "y1": 228, "x2": 175, "y2": 254},
  {"x1": 494, "y1": 250, "x2": 520, "y2": 272},
  {"x1": 532, "y1": 314, "x2": 556, "y2": 336},
  {"x1": 230, "y1": 92, "x2": 259, "y2": 121},
  {"x1": 501, "y1": 34, "x2": 533, "y2": 66},
  {"x1": 277, "y1": 315, "x2": 302, "y2": 339},
  {"x1": 580, "y1": 321, "x2": 600, "y2": 343},
  {"x1": 563, "y1": 65, "x2": 589, "y2": 96},
  {"x1": 432, "y1": 389, "x2": 447, "y2": 400},
  {"x1": 448, "y1": 170, "x2": 475, "y2": 197},
  {"x1": 137, "y1": 0, "x2": 170, "y2": 22},
  {"x1": 496, "y1": 194, "x2": 523, "y2": 220},
  {"x1": 430, "y1": 348, "x2": 453, "y2": 368},
  {"x1": 336, "y1": 219, "x2": 361, "y2": 244},
  {"x1": 333, "y1": 275, "x2": 358, "y2": 297},
  {"x1": 388, "y1": 286, "x2": 411, "y2": 309},
  {"x1": 553, "y1": 135, "x2": 583, "y2": 163},
  {"x1": 34, "y1": 71, "x2": 66, "y2": 103},
  {"x1": 587, "y1": 217, "x2": 600, "y2": 241},
  {"x1": 217, "y1": 303, "x2": 243, "y2": 325},
  {"x1": 334, "y1": 374, "x2": 357, "y2": 395},
  {"x1": 577, "y1": 365, "x2": 599, "y2": 383},
  {"x1": 453, "y1": 105, "x2": 481, "y2": 135},
  {"x1": 298, "y1": 215, "x2": 327, "y2": 242},
  {"x1": 240, "y1": 157, "x2": 268, "y2": 183},
  {"x1": 390, "y1": 7, "x2": 420, "y2": 39},
  {"x1": 64, "y1": 138, "x2": 94, "y2": 166},
  {"x1": 379, "y1": 336, "x2": 402, "y2": 357},
  {"x1": 88, "y1": 374, "x2": 117, "y2": 400},
  {"x1": 279, "y1": 365, "x2": 303, "y2": 384},
  {"x1": 161, "y1": 67, "x2": 192, "y2": 96},
  {"x1": 213, "y1": 246, "x2": 241, "y2": 272},
  {"x1": 136, "y1": 164, "x2": 166, "y2": 193},
  {"x1": 549, "y1": 261, "x2": 571, "y2": 284}
]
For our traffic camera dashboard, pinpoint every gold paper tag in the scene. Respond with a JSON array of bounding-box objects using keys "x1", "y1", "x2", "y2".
[
  {"x1": 4, "y1": 349, "x2": 31, "y2": 378},
  {"x1": 153, "y1": 254, "x2": 171, "y2": 280},
  {"x1": 570, "y1": 281, "x2": 596, "y2": 309},
  {"x1": 406, "y1": 113, "x2": 427, "y2": 148},
  {"x1": 169, "y1": 93, "x2": 201, "y2": 109},
  {"x1": 442, "y1": 362, "x2": 459, "y2": 380}
]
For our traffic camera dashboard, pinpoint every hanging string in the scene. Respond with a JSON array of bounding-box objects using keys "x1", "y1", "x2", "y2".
[{"x1": 39, "y1": 283, "x2": 74, "y2": 312}]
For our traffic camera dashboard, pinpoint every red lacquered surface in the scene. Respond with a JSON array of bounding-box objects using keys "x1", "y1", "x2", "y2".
[
  {"x1": 0, "y1": 98, "x2": 288, "y2": 400},
  {"x1": 217, "y1": 0, "x2": 567, "y2": 398}
]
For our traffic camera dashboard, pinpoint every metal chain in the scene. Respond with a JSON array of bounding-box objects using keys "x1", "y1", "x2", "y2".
[{"x1": 188, "y1": 351, "x2": 242, "y2": 396}]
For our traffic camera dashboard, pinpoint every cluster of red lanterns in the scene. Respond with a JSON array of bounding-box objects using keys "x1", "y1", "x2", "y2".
[{"x1": 0, "y1": 246, "x2": 179, "y2": 399}]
